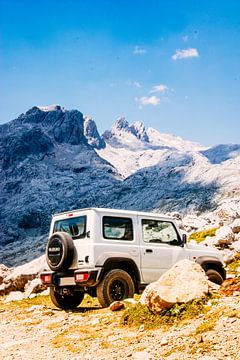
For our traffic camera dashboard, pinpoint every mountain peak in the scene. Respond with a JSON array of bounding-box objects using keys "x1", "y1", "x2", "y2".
[
  {"x1": 114, "y1": 117, "x2": 129, "y2": 130},
  {"x1": 103, "y1": 117, "x2": 149, "y2": 144},
  {"x1": 83, "y1": 116, "x2": 105, "y2": 149},
  {"x1": 129, "y1": 121, "x2": 149, "y2": 142}
]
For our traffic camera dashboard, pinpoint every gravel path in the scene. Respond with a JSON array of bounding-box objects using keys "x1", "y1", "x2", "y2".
[{"x1": 0, "y1": 294, "x2": 240, "y2": 360}]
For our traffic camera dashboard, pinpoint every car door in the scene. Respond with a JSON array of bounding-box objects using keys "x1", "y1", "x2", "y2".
[{"x1": 139, "y1": 216, "x2": 186, "y2": 283}]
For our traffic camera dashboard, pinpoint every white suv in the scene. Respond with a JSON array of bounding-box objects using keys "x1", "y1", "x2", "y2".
[{"x1": 40, "y1": 207, "x2": 226, "y2": 309}]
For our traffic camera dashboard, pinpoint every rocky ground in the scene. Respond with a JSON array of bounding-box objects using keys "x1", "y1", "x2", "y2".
[{"x1": 0, "y1": 278, "x2": 240, "y2": 360}]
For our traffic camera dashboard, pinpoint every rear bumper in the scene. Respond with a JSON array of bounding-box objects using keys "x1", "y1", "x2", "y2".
[{"x1": 40, "y1": 268, "x2": 101, "y2": 288}]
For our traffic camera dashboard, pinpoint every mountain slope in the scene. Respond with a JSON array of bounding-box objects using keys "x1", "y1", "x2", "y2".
[
  {"x1": 1, "y1": 106, "x2": 240, "y2": 266},
  {"x1": 0, "y1": 106, "x2": 119, "y2": 265}
]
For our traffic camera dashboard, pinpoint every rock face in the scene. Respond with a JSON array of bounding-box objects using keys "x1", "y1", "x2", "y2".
[
  {"x1": 140, "y1": 260, "x2": 209, "y2": 314},
  {"x1": 83, "y1": 116, "x2": 106, "y2": 150},
  {"x1": 0, "y1": 106, "x2": 119, "y2": 266}
]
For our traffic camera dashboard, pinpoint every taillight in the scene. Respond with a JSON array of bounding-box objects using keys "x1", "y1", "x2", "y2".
[
  {"x1": 75, "y1": 273, "x2": 89, "y2": 283},
  {"x1": 40, "y1": 273, "x2": 52, "y2": 284}
]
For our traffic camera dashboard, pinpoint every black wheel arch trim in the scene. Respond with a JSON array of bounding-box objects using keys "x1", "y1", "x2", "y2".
[
  {"x1": 195, "y1": 256, "x2": 226, "y2": 280},
  {"x1": 99, "y1": 257, "x2": 141, "y2": 291}
]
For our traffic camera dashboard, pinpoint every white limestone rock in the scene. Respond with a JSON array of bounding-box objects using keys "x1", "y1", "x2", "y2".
[
  {"x1": 215, "y1": 226, "x2": 235, "y2": 245},
  {"x1": 230, "y1": 218, "x2": 240, "y2": 234},
  {"x1": 140, "y1": 260, "x2": 209, "y2": 314},
  {"x1": 4, "y1": 291, "x2": 25, "y2": 303}
]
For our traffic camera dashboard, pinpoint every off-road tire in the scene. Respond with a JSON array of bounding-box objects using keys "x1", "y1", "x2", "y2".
[
  {"x1": 206, "y1": 269, "x2": 224, "y2": 285},
  {"x1": 46, "y1": 232, "x2": 74, "y2": 271},
  {"x1": 50, "y1": 288, "x2": 84, "y2": 309},
  {"x1": 96, "y1": 269, "x2": 134, "y2": 308}
]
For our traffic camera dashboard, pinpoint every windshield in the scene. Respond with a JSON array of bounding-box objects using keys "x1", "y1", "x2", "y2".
[{"x1": 53, "y1": 216, "x2": 87, "y2": 239}]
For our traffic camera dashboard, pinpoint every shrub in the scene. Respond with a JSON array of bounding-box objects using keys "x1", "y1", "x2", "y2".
[{"x1": 188, "y1": 228, "x2": 218, "y2": 243}]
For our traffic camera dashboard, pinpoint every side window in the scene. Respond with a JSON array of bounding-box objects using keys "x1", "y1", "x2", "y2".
[
  {"x1": 142, "y1": 219, "x2": 180, "y2": 245},
  {"x1": 103, "y1": 216, "x2": 134, "y2": 241},
  {"x1": 53, "y1": 216, "x2": 87, "y2": 239}
]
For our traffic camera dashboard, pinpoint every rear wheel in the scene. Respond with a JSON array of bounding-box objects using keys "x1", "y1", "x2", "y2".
[
  {"x1": 206, "y1": 269, "x2": 224, "y2": 285},
  {"x1": 50, "y1": 288, "x2": 84, "y2": 309},
  {"x1": 97, "y1": 269, "x2": 134, "y2": 308}
]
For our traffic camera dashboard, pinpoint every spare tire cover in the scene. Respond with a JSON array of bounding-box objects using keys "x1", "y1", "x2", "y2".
[{"x1": 46, "y1": 232, "x2": 74, "y2": 271}]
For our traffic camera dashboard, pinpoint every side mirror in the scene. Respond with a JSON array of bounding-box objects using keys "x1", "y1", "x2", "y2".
[{"x1": 182, "y1": 233, "x2": 187, "y2": 245}]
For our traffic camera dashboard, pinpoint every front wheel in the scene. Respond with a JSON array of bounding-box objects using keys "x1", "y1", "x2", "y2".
[
  {"x1": 206, "y1": 269, "x2": 224, "y2": 285},
  {"x1": 96, "y1": 269, "x2": 135, "y2": 308},
  {"x1": 50, "y1": 288, "x2": 84, "y2": 309}
]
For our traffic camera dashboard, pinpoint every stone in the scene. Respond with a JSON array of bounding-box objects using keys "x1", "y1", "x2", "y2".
[
  {"x1": 230, "y1": 219, "x2": 240, "y2": 233},
  {"x1": 0, "y1": 264, "x2": 12, "y2": 285},
  {"x1": 215, "y1": 226, "x2": 235, "y2": 245},
  {"x1": 223, "y1": 250, "x2": 237, "y2": 265},
  {"x1": 231, "y1": 240, "x2": 240, "y2": 252},
  {"x1": 132, "y1": 351, "x2": 150, "y2": 360},
  {"x1": 0, "y1": 255, "x2": 48, "y2": 296},
  {"x1": 24, "y1": 278, "x2": 47, "y2": 298},
  {"x1": 160, "y1": 338, "x2": 168, "y2": 346},
  {"x1": 4, "y1": 291, "x2": 25, "y2": 302},
  {"x1": 109, "y1": 301, "x2": 125, "y2": 311},
  {"x1": 201, "y1": 236, "x2": 218, "y2": 247},
  {"x1": 140, "y1": 260, "x2": 209, "y2": 314}
]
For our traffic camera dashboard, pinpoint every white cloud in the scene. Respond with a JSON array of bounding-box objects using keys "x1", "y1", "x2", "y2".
[
  {"x1": 150, "y1": 84, "x2": 168, "y2": 94},
  {"x1": 133, "y1": 45, "x2": 146, "y2": 55},
  {"x1": 172, "y1": 48, "x2": 199, "y2": 60},
  {"x1": 136, "y1": 96, "x2": 160, "y2": 107}
]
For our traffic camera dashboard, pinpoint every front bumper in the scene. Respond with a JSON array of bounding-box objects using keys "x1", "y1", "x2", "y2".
[{"x1": 40, "y1": 268, "x2": 101, "y2": 288}]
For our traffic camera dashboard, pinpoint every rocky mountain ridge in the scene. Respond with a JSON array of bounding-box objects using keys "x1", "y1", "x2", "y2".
[{"x1": 1, "y1": 105, "x2": 240, "y2": 266}]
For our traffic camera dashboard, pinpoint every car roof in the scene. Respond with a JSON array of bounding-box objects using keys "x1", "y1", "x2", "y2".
[{"x1": 52, "y1": 207, "x2": 174, "y2": 221}]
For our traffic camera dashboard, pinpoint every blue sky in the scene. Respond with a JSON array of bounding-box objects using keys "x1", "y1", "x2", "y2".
[{"x1": 1, "y1": 0, "x2": 240, "y2": 145}]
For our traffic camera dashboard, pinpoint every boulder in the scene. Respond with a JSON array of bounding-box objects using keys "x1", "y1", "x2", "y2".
[
  {"x1": 140, "y1": 260, "x2": 209, "y2": 314},
  {"x1": 201, "y1": 236, "x2": 218, "y2": 247},
  {"x1": 4, "y1": 291, "x2": 25, "y2": 303},
  {"x1": 231, "y1": 241, "x2": 240, "y2": 253},
  {"x1": 24, "y1": 278, "x2": 47, "y2": 298},
  {"x1": 215, "y1": 226, "x2": 234, "y2": 245},
  {"x1": 230, "y1": 219, "x2": 240, "y2": 234},
  {"x1": 0, "y1": 264, "x2": 12, "y2": 285},
  {"x1": 214, "y1": 206, "x2": 239, "y2": 223},
  {"x1": 182, "y1": 215, "x2": 209, "y2": 231},
  {"x1": 223, "y1": 249, "x2": 237, "y2": 265},
  {"x1": 0, "y1": 255, "x2": 47, "y2": 296}
]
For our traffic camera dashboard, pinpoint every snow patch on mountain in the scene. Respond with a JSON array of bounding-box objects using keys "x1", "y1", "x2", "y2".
[
  {"x1": 37, "y1": 105, "x2": 64, "y2": 112},
  {"x1": 98, "y1": 118, "x2": 206, "y2": 177}
]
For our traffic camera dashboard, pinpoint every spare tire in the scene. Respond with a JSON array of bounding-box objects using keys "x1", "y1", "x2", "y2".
[{"x1": 46, "y1": 232, "x2": 74, "y2": 271}]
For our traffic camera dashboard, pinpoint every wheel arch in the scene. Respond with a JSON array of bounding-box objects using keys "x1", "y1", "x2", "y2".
[
  {"x1": 99, "y1": 257, "x2": 141, "y2": 293},
  {"x1": 196, "y1": 256, "x2": 226, "y2": 280}
]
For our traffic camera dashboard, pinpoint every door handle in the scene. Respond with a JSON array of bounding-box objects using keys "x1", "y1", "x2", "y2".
[{"x1": 146, "y1": 249, "x2": 153, "y2": 253}]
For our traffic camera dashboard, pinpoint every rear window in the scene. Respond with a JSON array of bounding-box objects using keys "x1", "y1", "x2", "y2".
[
  {"x1": 53, "y1": 216, "x2": 87, "y2": 239},
  {"x1": 103, "y1": 216, "x2": 133, "y2": 241}
]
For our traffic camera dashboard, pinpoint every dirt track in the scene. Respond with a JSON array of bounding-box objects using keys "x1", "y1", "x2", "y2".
[{"x1": 0, "y1": 293, "x2": 240, "y2": 360}]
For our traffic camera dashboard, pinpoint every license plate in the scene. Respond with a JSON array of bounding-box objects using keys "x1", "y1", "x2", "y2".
[{"x1": 59, "y1": 277, "x2": 75, "y2": 286}]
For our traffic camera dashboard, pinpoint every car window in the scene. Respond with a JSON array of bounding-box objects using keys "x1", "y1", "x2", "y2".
[
  {"x1": 53, "y1": 216, "x2": 87, "y2": 239},
  {"x1": 103, "y1": 216, "x2": 133, "y2": 241},
  {"x1": 142, "y1": 219, "x2": 181, "y2": 245}
]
